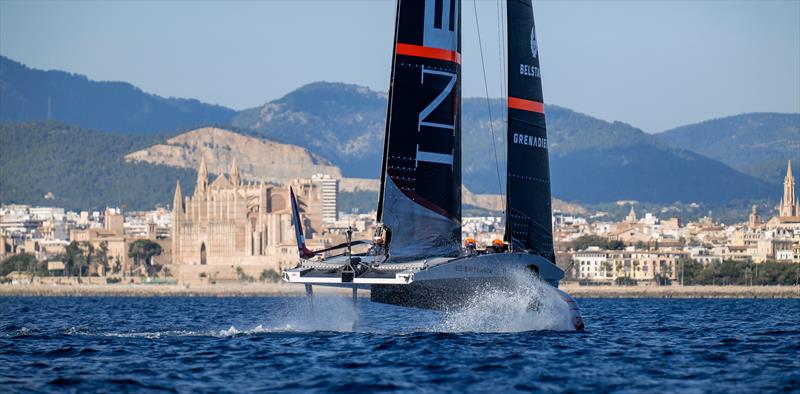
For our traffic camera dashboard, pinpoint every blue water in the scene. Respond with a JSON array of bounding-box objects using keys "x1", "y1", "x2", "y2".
[{"x1": 1, "y1": 295, "x2": 799, "y2": 393}]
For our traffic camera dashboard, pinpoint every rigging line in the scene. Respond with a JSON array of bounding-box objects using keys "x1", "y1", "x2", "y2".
[
  {"x1": 496, "y1": 0, "x2": 508, "y2": 127},
  {"x1": 497, "y1": 0, "x2": 508, "y2": 162},
  {"x1": 472, "y1": 0, "x2": 504, "y2": 208}
]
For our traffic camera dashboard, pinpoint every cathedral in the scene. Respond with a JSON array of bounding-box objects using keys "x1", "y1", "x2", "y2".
[{"x1": 170, "y1": 159, "x2": 331, "y2": 282}]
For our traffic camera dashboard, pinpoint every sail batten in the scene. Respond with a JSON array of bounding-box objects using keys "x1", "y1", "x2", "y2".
[
  {"x1": 505, "y1": 0, "x2": 555, "y2": 262},
  {"x1": 377, "y1": 0, "x2": 463, "y2": 261}
]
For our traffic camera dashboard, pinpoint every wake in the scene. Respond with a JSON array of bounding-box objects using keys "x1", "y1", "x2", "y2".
[{"x1": 60, "y1": 273, "x2": 575, "y2": 338}]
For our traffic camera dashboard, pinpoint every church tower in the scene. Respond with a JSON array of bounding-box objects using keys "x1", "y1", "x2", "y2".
[
  {"x1": 779, "y1": 160, "x2": 798, "y2": 217},
  {"x1": 172, "y1": 180, "x2": 183, "y2": 265},
  {"x1": 173, "y1": 180, "x2": 183, "y2": 214},
  {"x1": 230, "y1": 158, "x2": 241, "y2": 187},
  {"x1": 625, "y1": 205, "x2": 637, "y2": 223},
  {"x1": 748, "y1": 205, "x2": 761, "y2": 228},
  {"x1": 196, "y1": 158, "x2": 208, "y2": 195}
]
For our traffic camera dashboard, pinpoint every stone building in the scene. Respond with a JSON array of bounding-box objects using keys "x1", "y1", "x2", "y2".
[
  {"x1": 571, "y1": 247, "x2": 681, "y2": 282},
  {"x1": 170, "y1": 159, "x2": 329, "y2": 283},
  {"x1": 778, "y1": 160, "x2": 799, "y2": 217},
  {"x1": 766, "y1": 160, "x2": 800, "y2": 231},
  {"x1": 69, "y1": 208, "x2": 130, "y2": 275}
]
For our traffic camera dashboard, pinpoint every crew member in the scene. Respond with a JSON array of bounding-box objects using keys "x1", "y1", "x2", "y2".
[
  {"x1": 487, "y1": 239, "x2": 508, "y2": 254},
  {"x1": 369, "y1": 225, "x2": 391, "y2": 262},
  {"x1": 463, "y1": 237, "x2": 477, "y2": 256}
]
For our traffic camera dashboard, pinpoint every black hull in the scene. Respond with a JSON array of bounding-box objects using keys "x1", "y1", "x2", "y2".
[{"x1": 371, "y1": 278, "x2": 507, "y2": 310}]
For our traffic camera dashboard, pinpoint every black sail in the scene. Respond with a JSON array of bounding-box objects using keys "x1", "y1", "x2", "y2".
[
  {"x1": 504, "y1": 0, "x2": 554, "y2": 262},
  {"x1": 377, "y1": 0, "x2": 462, "y2": 260}
]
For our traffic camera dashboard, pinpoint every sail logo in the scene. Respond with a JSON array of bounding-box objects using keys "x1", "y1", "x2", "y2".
[
  {"x1": 423, "y1": 0, "x2": 459, "y2": 51},
  {"x1": 513, "y1": 133, "x2": 547, "y2": 149},
  {"x1": 519, "y1": 64, "x2": 540, "y2": 78},
  {"x1": 416, "y1": 65, "x2": 457, "y2": 168},
  {"x1": 530, "y1": 28, "x2": 538, "y2": 59}
]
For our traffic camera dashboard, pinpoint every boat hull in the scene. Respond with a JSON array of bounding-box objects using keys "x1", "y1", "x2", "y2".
[
  {"x1": 283, "y1": 252, "x2": 584, "y2": 330},
  {"x1": 370, "y1": 253, "x2": 584, "y2": 330}
]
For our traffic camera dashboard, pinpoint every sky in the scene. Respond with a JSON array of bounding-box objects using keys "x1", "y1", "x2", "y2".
[{"x1": 1, "y1": 0, "x2": 798, "y2": 132}]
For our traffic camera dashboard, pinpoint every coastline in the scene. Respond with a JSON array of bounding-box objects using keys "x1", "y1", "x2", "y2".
[
  {"x1": 559, "y1": 283, "x2": 800, "y2": 299},
  {"x1": 1, "y1": 282, "x2": 799, "y2": 298},
  {"x1": 0, "y1": 283, "x2": 368, "y2": 297}
]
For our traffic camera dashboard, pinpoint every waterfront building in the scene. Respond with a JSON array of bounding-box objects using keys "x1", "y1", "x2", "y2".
[
  {"x1": 572, "y1": 246, "x2": 610, "y2": 281},
  {"x1": 170, "y1": 159, "x2": 328, "y2": 283},
  {"x1": 570, "y1": 247, "x2": 680, "y2": 282},
  {"x1": 69, "y1": 209, "x2": 130, "y2": 274}
]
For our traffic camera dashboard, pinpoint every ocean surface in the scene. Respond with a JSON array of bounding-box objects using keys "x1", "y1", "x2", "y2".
[{"x1": 1, "y1": 289, "x2": 799, "y2": 393}]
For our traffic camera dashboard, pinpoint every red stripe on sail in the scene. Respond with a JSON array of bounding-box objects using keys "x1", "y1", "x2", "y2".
[
  {"x1": 395, "y1": 43, "x2": 461, "y2": 64},
  {"x1": 508, "y1": 97, "x2": 545, "y2": 114}
]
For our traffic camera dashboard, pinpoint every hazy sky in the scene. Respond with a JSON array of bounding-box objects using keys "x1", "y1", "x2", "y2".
[{"x1": 1, "y1": 0, "x2": 798, "y2": 132}]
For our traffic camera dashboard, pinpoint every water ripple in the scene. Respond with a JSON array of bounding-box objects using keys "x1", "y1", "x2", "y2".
[{"x1": 0, "y1": 297, "x2": 798, "y2": 392}]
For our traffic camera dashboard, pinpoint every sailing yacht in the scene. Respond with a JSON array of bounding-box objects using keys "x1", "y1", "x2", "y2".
[{"x1": 283, "y1": 0, "x2": 584, "y2": 331}]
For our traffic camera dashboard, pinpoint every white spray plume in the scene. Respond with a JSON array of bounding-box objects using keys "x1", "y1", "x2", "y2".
[{"x1": 437, "y1": 269, "x2": 575, "y2": 332}]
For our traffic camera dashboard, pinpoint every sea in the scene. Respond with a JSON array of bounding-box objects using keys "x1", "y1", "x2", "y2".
[{"x1": 2, "y1": 284, "x2": 799, "y2": 393}]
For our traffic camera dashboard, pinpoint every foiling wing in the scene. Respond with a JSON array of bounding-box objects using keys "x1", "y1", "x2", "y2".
[
  {"x1": 505, "y1": 0, "x2": 555, "y2": 262},
  {"x1": 377, "y1": 0, "x2": 463, "y2": 261}
]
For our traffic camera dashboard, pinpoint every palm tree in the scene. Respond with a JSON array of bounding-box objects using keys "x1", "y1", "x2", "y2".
[
  {"x1": 128, "y1": 240, "x2": 163, "y2": 277},
  {"x1": 65, "y1": 241, "x2": 85, "y2": 277},
  {"x1": 96, "y1": 241, "x2": 110, "y2": 275},
  {"x1": 601, "y1": 261, "x2": 612, "y2": 279}
]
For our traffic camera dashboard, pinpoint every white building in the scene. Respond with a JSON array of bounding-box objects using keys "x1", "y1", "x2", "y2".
[
  {"x1": 312, "y1": 174, "x2": 339, "y2": 223},
  {"x1": 572, "y1": 246, "x2": 610, "y2": 280}
]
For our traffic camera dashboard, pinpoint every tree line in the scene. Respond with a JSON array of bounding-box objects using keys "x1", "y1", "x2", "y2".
[
  {"x1": 678, "y1": 259, "x2": 800, "y2": 286},
  {"x1": 0, "y1": 239, "x2": 163, "y2": 280}
]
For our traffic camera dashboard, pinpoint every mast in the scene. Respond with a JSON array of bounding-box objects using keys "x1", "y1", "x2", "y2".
[
  {"x1": 376, "y1": 0, "x2": 463, "y2": 260},
  {"x1": 377, "y1": 0, "x2": 402, "y2": 223},
  {"x1": 504, "y1": 0, "x2": 555, "y2": 262}
]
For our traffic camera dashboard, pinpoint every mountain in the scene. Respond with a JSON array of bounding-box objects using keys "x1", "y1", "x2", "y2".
[
  {"x1": 657, "y1": 113, "x2": 800, "y2": 184},
  {"x1": 125, "y1": 126, "x2": 341, "y2": 184},
  {"x1": 0, "y1": 56, "x2": 235, "y2": 135},
  {"x1": 0, "y1": 55, "x2": 782, "y2": 205},
  {"x1": 235, "y1": 82, "x2": 774, "y2": 204},
  {"x1": 0, "y1": 122, "x2": 513, "y2": 214},
  {"x1": 0, "y1": 122, "x2": 196, "y2": 211},
  {"x1": 232, "y1": 82, "x2": 386, "y2": 179}
]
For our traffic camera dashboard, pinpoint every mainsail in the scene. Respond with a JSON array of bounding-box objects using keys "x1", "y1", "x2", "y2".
[
  {"x1": 504, "y1": 0, "x2": 555, "y2": 262},
  {"x1": 377, "y1": 0, "x2": 463, "y2": 260}
]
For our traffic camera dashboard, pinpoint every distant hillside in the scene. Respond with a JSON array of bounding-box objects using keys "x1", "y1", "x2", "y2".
[
  {"x1": 125, "y1": 126, "x2": 341, "y2": 184},
  {"x1": 0, "y1": 122, "x2": 196, "y2": 211},
  {"x1": 235, "y1": 82, "x2": 774, "y2": 204},
  {"x1": 232, "y1": 82, "x2": 386, "y2": 179},
  {"x1": 0, "y1": 55, "x2": 783, "y2": 205},
  {"x1": 0, "y1": 122, "x2": 513, "y2": 214},
  {"x1": 0, "y1": 56, "x2": 235, "y2": 134},
  {"x1": 657, "y1": 113, "x2": 800, "y2": 184}
]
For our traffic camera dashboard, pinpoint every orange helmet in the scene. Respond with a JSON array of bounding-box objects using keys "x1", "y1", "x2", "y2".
[
  {"x1": 492, "y1": 239, "x2": 504, "y2": 247},
  {"x1": 464, "y1": 237, "x2": 476, "y2": 247}
]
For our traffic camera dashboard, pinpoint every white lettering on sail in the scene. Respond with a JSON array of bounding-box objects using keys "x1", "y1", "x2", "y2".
[
  {"x1": 416, "y1": 65, "x2": 457, "y2": 169},
  {"x1": 513, "y1": 133, "x2": 548, "y2": 149},
  {"x1": 423, "y1": 0, "x2": 459, "y2": 50},
  {"x1": 416, "y1": 147, "x2": 454, "y2": 166},
  {"x1": 418, "y1": 66, "x2": 457, "y2": 132},
  {"x1": 519, "y1": 63, "x2": 541, "y2": 78}
]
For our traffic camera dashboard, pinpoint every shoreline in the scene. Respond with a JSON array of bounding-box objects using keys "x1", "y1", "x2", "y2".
[
  {"x1": 559, "y1": 284, "x2": 800, "y2": 299},
  {"x1": 0, "y1": 283, "x2": 798, "y2": 298},
  {"x1": 0, "y1": 283, "x2": 368, "y2": 297}
]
